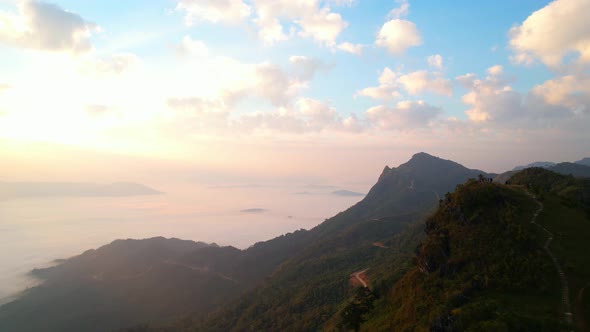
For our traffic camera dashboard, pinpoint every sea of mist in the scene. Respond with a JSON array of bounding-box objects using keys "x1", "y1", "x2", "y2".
[{"x1": 0, "y1": 183, "x2": 366, "y2": 305}]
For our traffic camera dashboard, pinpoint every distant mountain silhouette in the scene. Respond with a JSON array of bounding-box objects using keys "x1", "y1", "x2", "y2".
[
  {"x1": 512, "y1": 161, "x2": 556, "y2": 171},
  {"x1": 239, "y1": 208, "x2": 268, "y2": 213},
  {"x1": 548, "y1": 162, "x2": 590, "y2": 178},
  {"x1": 0, "y1": 181, "x2": 162, "y2": 199},
  {"x1": 575, "y1": 157, "x2": 590, "y2": 166},
  {"x1": 331, "y1": 189, "x2": 365, "y2": 197}
]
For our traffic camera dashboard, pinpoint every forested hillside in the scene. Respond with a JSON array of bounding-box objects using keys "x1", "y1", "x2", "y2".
[{"x1": 3, "y1": 156, "x2": 588, "y2": 332}]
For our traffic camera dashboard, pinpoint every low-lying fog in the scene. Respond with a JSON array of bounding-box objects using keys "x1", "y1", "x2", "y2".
[{"x1": 0, "y1": 182, "x2": 366, "y2": 305}]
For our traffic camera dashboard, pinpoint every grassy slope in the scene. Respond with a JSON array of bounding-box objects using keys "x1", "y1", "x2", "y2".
[
  {"x1": 511, "y1": 167, "x2": 590, "y2": 331},
  {"x1": 536, "y1": 193, "x2": 590, "y2": 331},
  {"x1": 361, "y1": 181, "x2": 566, "y2": 332}
]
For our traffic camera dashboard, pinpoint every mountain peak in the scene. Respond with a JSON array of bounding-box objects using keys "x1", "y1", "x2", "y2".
[{"x1": 408, "y1": 152, "x2": 438, "y2": 163}]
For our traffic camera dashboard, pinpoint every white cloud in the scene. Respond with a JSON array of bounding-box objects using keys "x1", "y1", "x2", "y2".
[
  {"x1": 176, "y1": 0, "x2": 251, "y2": 25},
  {"x1": 459, "y1": 71, "x2": 515, "y2": 123},
  {"x1": 457, "y1": 69, "x2": 586, "y2": 127},
  {"x1": 397, "y1": 70, "x2": 452, "y2": 96},
  {"x1": 388, "y1": 0, "x2": 409, "y2": 19},
  {"x1": 358, "y1": 67, "x2": 451, "y2": 100},
  {"x1": 487, "y1": 65, "x2": 503, "y2": 76},
  {"x1": 376, "y1": 19, "x2": 421, "y2": 55},
  {"x1": 234, "y1": 98, "x2": 345, "y2": 134},
  {"x1": 427, "y1": 54, "x2": 443, "y2": 70},
  {"x1": 289, "y1": 55, "x2": 328, "y2": 81},
  {"x1": 85, "y1": 104, "x2": 113, "y2": 116},
  {"x1": 297, "y1": 7, "x2": 347, "y2": 47},
  {"x1": 356, "y1": 67, "x2": 400, "y2": 100},
  {"x1": 167, "y1": 96, "x2": 231, "y2": 132},
  {"x1": 336, "y1": 42, "x2": 363, "y2": 55},
  {"x1": 253, "y1": 63, "x2": 305, "y2": 106},
  {"x1": 532, "y1": 74, "x2": 590, "y2": 109},
  {"x1": 0, "y1": 1, "x2": 98, "y2": 53},
  {"x1": 509, "y1": 0, "x2": 590, "y2": 67},
  {"x1": 80, "y1": 53, "x2": 139, "y2": 75},
  {"x1": 295, "y1": 97, "x2": 339, "y2": 130},
  {"x1": 166, "y1": 56, "x2": 323, "y2": 116},
  {"x1": 0, "y1": 84, "x2": 11, "y2": 93},
  {"x1": 366, "y1": 100, "x2": 441, "y2": 130},
  {"x1": 455, "y1": 73, "x2": 477, "y2": 89},
  {"x1": 254, "y1": 17, "x2": 289, "y2": 45},
  {"x1": 252, "y1": 0, "x2": 348, "y2": 47},
  {"x1": 175, "y1": 0, "x2": 350, "y2": 47},
  {"x1": 176, "y1": 35, "x2": 209, "y2": 57}
]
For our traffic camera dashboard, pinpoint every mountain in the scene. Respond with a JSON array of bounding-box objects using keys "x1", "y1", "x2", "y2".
[
  {"x1": 0, "y1": 238, "x2": 228, "y2": 332},
  {"x1": 549, "y1": 162, "x2": 590, "y2": 178},
  {"x1": 512, "y1": 161, "x2": 556, "y2": 171},
  {"x1": 576, "y1": 158, "x2": 590, "y2": 166},
  {"x1": 0, "y1": 152, "x2": 499, "y2": 332},
  {"x1": 361, "y1": 168, "x2": 590, "y2": 331},
  {"x1": 495, "y1": 161, "x2": 590, "y2": 184},
  {"x1": 332, "y1": 190, "x2": 365, "y2": 197},
  {"x1": 182, "y1": 153, "x2": 495, "y2": 331},
  {"x1": 0, "y1": 181, "x2": 162, "y2": 200}
]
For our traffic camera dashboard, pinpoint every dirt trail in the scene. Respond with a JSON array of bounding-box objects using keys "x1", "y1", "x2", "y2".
[
  {"x1": 525, "y1": 190, "x2": 573, "y2": 325},
  {"x1": 575, "y1": 283, "x2": 588, "y2": 331},
  {"x1": 351, "y1": 269, "x2": 369, "y2": 288}
]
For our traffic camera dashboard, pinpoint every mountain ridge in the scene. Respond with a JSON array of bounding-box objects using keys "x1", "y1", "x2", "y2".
[{"x1": 5, "y1": 153, "x2": 586, "y2": 332}]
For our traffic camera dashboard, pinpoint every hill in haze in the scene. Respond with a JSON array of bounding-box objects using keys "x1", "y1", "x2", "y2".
[
  {"x1": 513, "y1": 161, "x2": 556, "y2": 171},
  {"x1": 495, "y1": 161, "x2": 590, "y2": 184}
]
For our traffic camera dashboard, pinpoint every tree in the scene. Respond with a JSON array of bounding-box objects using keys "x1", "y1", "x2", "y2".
[{"x1": 340, "y1": 288, "x2": 376, "y2": 331}]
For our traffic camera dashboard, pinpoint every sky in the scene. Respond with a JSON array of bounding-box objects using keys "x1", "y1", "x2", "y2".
[{"x1": 1, "y1": 0, "x2": 590, "y2": 186}]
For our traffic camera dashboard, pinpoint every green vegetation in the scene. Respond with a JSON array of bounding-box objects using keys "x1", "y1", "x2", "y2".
[
  {"x1": 512, "y1": 168, "x2": 590, "y2": 331},
  {"x1": 340, "y1": 288, "x2": 376, "y2": 331},
  {"x1": 3, "y1": 156, "x2": 589, "y2": 332},
  {"x1": 361, "y1": 180, "x2": 566, "y2": 331}
]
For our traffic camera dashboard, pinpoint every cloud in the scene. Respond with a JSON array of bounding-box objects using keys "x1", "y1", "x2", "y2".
[
  {"x1": 176, "y1": 0, "x2": 251, "y2": 25},
  {"x1": 357, "y1": 67, "x2": 451, "y2": 100},
  {"x1": 177, "y1": 0, "x2": 350, "y2": 47},
  {"x1": 167, "y1": 96, "x2": 231, "y2": 131},
  {"x1": 253, "y1": 63, "x2": 305, "y2": 106},
  {"x1": 0, "y1": 84, "x2": 11, "y2": 93},
  {"x1": 289, "y1": 56, "x2": 329, "y2": 81},
  {"x1": 509, "y1": 0, "x2": 590, "y2": 67},
  {"x1": 457, "y1": 68, "x2": 585, "y2": 127},
  {"x1": 376, "y1": 19, "x2": 421, "y2": 55},
  {"x1": 356, "y1": 67, "x2": 400, "y2": 100},
  {"x1": 176, "y1": 35, "x2": 209, "y2": 57},
  {"x1": 164, "y1": 55, "x2": 326, "y2": 128},
  {"x1": 336, "y1": 42, "x2": 363, "y2": 55},
  {"x1": 487, "y1": 65, "x2": 503, "y2": 76},
  {"x1": 388, "y1": 0, "x2": 409, "y2": 19},
  {"x1": 85, "y1": 104, "x2": 113, "y2": 116},
  {"x1": 297, "y1": 7, "x2": 348, "y2": 47},
  {"x1": 254, "y1": 17, "x2": 289, "y2": 45},
  {"x1": 79, "y1": 53, "x2": 139, "y2": 75},
  {"x1": 295, "y1": 97, "x2": 339, "y2": 130},
  {"x1": 366, "y1": 100, "x2": 441, "y2": 130},
  {"x1": 532, "y1": 74, "x2": 590, "y2": 109},
  {"x1": 427, "y1": 54, "x2": 443, "y2": 70},
  {"x1": 235, "y1": 98, "x2": 353, "y2": 134},
  {"x1": 252, "y1": 0, "x2": 348, "y2": 47},
  {"x1": 0, "y1": 1, "x2": 98, "y2": 53},
  {"x1": 397, "y1": 70, "x2": 452, "y2": 96}
]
